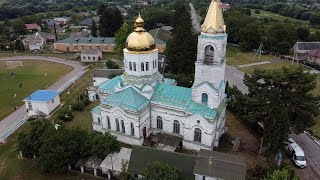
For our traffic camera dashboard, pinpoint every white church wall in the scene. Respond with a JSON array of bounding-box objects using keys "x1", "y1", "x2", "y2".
[
  {"x1": 192, "y1": 82, "x2": 222, "y2": 109},
  {"x1": 123, "y1": 50, "x2": 159, "y2": 76},
  {"x1": 93, "y1": 77, "x2": 109, "y2": 86},
  {"x1": 194, "y1": 62, "x2": 226, "y2": 91}
]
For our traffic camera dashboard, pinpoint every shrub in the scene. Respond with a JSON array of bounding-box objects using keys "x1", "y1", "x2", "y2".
[
  {"x1": 72, "y1": 101, "x2": 85, "y2": 111},
  {"x1": 57, "y1": 109, "x2": 73, "y2": 121},
  {"x1": 106, "y1": 60, "x2": 120, "y2": 69}
]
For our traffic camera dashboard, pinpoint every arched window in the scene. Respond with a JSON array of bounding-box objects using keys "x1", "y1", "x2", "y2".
[
  {"x1": 131, "y1": 122, "x2": 135, "y2": 136},
  {"x1": 129, "y1": 62, "x2": 132, "y2": 70},
  {"x1": 116, "y1": 118, "x2": 120, "y2": 131},
  {"x1": 97, "y1": 117, "x2": 101, "y2": 124},
  {"x1": 107, "y1": 116, "x2": 111, "y2": 129},
  {"x1": 201, "y1": 93, "x2": 208, "y2": 105},
  {"x1": 194, "y1": 128, "x2": 202, "y2": 143},
  {"x1": 133, "y1": 62, "x2": 136, "y2": 71},
  {"x1": 121, "y1": 120, "x2": 125, "y2": 133},
  {"x1": 204, "y1": 45, "x2": 214, "y2": 65},
  {"x1": 157, "y1": 116, "x2": 163, "y2": 129},
  {"x1": 146, "y1": 62, "x2": 149, "y2": 71},
  {"x1": 141, "y1": 62, "x2": 144, "y2": 71},
  {"x1": 173, "y1": 120, "x2": 180, "y2": 134}
]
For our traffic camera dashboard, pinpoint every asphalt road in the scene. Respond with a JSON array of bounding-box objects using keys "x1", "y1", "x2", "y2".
[{"x1": 0, "y1": 56, "x2": 86, "y2": 141}]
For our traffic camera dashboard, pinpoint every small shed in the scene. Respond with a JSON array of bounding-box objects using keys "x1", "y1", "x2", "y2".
[
  {"x1": 92, "y1": 69, "x2": 124, "y2": 86},
  {"x1": 81, "y1": 49, "x2": 102, "y2": 63},
  {"x1": 23, "y1": 90, "x2": 60, "y2": 116}
]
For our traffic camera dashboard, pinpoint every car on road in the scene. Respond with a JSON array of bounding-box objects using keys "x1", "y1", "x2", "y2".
[{"x1": 286, "y1": 138, "x2": 307, "y2": 168}]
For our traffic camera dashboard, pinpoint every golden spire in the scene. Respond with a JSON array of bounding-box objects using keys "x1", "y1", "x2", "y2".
[
  {"x1": 135, "y1": 13, "x2": 145, "y2": 32},
  {"x1": 201, "y1": 0, "x2": 226, "y2": 34}
]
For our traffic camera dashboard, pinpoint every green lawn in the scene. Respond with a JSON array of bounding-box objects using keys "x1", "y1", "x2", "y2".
[
  {"x1": 0, "y1": 69, "x2": 99, "y2": 179},
  {"x1": 0, "y1": 60, "x2": 73, "y2": 121},
  {"x1": 251, "y1": 9, "x2": 309, "y2": 27},
  {"x1": 227, "y1": 47, "x2": 276, "y2": 66},
  {"x1": 238, "y1": 61, "x2": 309, "y2": 74},
  {"x1": 310, "y1": 75, "x2": 320, "y2": 138}
]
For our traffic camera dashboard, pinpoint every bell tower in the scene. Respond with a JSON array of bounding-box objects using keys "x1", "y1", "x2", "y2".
[{"x1": 192, "y1": 0, "x2": 227, "y2": 109}]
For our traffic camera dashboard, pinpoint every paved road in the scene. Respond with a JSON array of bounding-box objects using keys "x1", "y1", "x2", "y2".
[
  {"x1": 189, "y1": 3, "x2": 201, "y2": 33},
  {"x1": 225, "y1": 65, "x2": 249, "y2": 94},
  {"x1": 0, "y1": 56, "x2": 86, "y2": 141}
]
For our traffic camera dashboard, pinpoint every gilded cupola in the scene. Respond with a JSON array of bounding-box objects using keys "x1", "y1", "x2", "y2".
[
  {"x1": 201, "y1": 0, "x2": 226, "y2": 34},
  {"x1": 126, "y1": 14, "x2": 156, "y2": 52}
]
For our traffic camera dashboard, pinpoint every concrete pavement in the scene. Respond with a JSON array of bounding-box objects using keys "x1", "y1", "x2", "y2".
[
  {"x1": 189, "y1": 3, "x2": 201, "y2": 33},
  {"x1": 0, "y1": 56, "x2": 87, "y2": 142},
  {"x1": 225, "y1": 65, "x2": 249, "y2": 94}
]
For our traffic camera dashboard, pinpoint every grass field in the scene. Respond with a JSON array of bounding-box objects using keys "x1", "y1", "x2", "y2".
[
  {"x1": 250, "y1": 9, "x2": 309, "y2": 27},
  {"x1": 227, "y1": 47, "x2": 275, "y2": 66},
  {"x1": 0, "y1": 60, "x2": 73, "y2": 121},
  {"x1": 238, "y1": 61, "x2": 309, "y2": 74},
  {"x1": 0, "y1": 69, "x2": 98, "y2": 179}
]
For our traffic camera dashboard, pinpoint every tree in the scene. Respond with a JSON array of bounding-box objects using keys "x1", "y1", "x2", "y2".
[
  {"x1": 14, "y1": 39, "x2": 25, "y2": 52},
  {"x1": 296, "y1": 27, "x2": 310, "y2": 41},
  {"x1": 165, "y1": 0, "x2": 197, "y2": 82},
  {"x1": 11, "y1": 19, "x2": 26, "y2": 35},
  {"x1": 99, "y1": 5, "x2": 123, "y2": 37},
  {"x1": 114, "y1": 21, "x2": 134, "y2": 56},
  {"x1": 309, "y1": 13, "x2": 320, "y2": 26},
  {"x1": 239, "y1": 22, "x2": 262, "y2": 51},
  {"x1": 90, "y1": 132, "x2": 121, "y2": 159},
  {"x1": 91, "y1": 20, "x2": 97, "y2": 37},
  {"x1": 244, "y1": 67, "x2": 319, "y2": 154},
  {"x1": 119, "y1": 160, "x2": 134, "y2": 180},
  {"x1": 262, "y1": 163, "x2": 299, "y2": 180},
  {"x1": 142, "y1": 161, "x2": 181, "y2": 180}
]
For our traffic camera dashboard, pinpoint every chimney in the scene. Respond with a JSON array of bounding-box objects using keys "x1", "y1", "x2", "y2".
[{"x1": 209, "y1": 157, "x2": 213, "y2": 165}]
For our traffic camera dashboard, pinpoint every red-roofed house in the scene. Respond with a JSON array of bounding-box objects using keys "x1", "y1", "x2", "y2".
[
  {"x1": 307, "y1": 49, "x2": 320, "y2": 64},
  {"x1": 25, "y1": 23, "x2": 41, "y2": 32}
]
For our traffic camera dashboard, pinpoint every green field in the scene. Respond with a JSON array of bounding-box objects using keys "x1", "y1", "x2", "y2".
[
  {"x1": 0, "y1": 69, "x2": 98, "y2": 179},
  {"x1": 238, "y1": 61, "x2": 309, "y2": 74},
  {"x1": 0, "y1": 60, "x2": 73, "y2": 120},
  {"x1": 227, "y1": 47, "x2": 276, "y2": 66},
  {"x1": 251, "y1": 9, "x2": 309, "y2": 27}
]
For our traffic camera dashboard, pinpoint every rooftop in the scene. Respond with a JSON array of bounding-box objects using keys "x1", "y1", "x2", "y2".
[
  {"x1": 193, "y1": 149, "x2": 246, "y2": 180},
  {"x1": 25, "y1": 23, "x2": 39, "y2": 30},
  {"x1": 23, "y1": 90, "x2": 59, "y2": 102},
  {"x1": 307, "y1": 48, "x2": 320, "y2": 58},
  {"x1": 81, "y1": 48, "x2": 101, "y2": 55},
  {"x1": 128, "y1": 146, "x2": 196, "y2": 180},
  {"x1": 99, "y1": 76, "x2": 122, "y2": 94},
  {"x1": 55, "y1": 37, "x2": 116, "y2": 45},
  {"x1": 100, "y1": 147, "x2": 132, "y2": 172},
  {"x1": 295, "y1": 42, "x2": 320, "y2": 51}
]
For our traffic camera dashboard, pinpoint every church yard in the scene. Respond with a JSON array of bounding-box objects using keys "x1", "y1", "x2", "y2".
[{"x1": 0, "y1": 60, "x2": 73, "y2": 121}]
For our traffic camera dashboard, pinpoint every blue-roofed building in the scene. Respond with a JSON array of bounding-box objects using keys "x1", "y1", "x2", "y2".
[
  {"x1": 90, "y1": 3, "x2": 228, "y2": 151},
  {"x1": 23, "y1": 90, "x2": 60, "y2": 116}
]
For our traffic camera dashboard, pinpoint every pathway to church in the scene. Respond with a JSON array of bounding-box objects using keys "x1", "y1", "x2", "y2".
[{"x1": 0, "y1": 56, "x2": 87, "y2": 143}]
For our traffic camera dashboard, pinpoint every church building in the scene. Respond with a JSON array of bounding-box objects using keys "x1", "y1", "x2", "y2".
[{"x1": 91, "y1": 0, "x2": 228, "y2": 151}]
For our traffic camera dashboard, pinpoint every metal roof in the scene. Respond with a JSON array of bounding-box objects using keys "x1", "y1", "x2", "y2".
[
  {"x1": 81, "y1": 48, "x2": 101, "y2": 55},
  {"x1": 296, "y1": 42, "x2": 320, "y2": 51},
  {"x1": 55, "y1": 37, "x2": 116, "y2": 44},
  {"x1": 23, "y1": 90, "x2": 59, "y2": 102},
  {"x1": 91, "y1": 105, "x2": 101, "y2": 114},
  {"x1": 99, "y1": 76, "x2": 122, "y2": 94},
  {"x1": 193, "y1": 149, "x2": 246, "y2": 180},
  {"x1": 101, "y1": 87, "x2": 149, "y2": 112},
  {"x1": 128, "y1": 146, "x2": 196, "y2": 180}
]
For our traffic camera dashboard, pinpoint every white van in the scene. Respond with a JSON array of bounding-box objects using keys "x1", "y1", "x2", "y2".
[{"x1": 286, "y1": 138, "x2": 307, "y2": 168}]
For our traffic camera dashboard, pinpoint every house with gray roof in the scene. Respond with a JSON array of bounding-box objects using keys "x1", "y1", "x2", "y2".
[
  {"x1": 79, "y1": 18, "x2": 94, "y2": 27},
  {"x1": 22, "y1": 32, "x2": 55, "y2": 51},
  {"x1": 293, "y1": 42, "x2": 320, "y2": 62}
]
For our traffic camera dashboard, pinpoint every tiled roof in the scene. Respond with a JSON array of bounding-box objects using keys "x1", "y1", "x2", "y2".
[
  {"x1": 101, "y1": 87, "x2": 149, "y2": 112},
  {"x1": 193, "y1": 149, "x2": 246, "y2": 180},
  {"x1": 25, "y1": 23, "x2": 39, "y2": 30},
  {"x1": 99, "y1": 76, "x2": 122, "y2": 94},
  {"x1": 23, "y1": 90, "x2": 59, "y2": 102}
]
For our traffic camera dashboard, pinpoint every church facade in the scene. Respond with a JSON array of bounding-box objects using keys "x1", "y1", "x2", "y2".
[{"x1": 91, "y1": 0, "x2": 228, "y2": 151}]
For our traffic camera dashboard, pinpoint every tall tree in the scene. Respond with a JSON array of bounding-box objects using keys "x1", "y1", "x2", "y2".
[
  {"x1": 239, "y1": 21, "x2": 262, "y2": 51},
  {"x1": 244, "y1": 67, "x2": 319, "y2": 154},
  {"x1": 99, "y1": 5, "x2": 123, "y2": 37},
  {"x1": 296, "y1": 27, "x2": 310, "y2": 41},
  {"x1": 142, "y1": 161, "x2": 181, "y2": 180},
  {"x1": 165, "y1": 0, "x2": 197, "y2": 77},
  {"x1": 91, "y1": 20, "x2": 98, "y2": 37},
  {"x1": 114, "y1": 21, "x2": 134, "y2": 56}
]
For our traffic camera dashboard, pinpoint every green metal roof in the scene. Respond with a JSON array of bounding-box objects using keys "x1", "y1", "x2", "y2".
[
  {"x1": 151, "y1": 83, "x2": 218, "y2": 120},
  {"x1": 99, "y1": 76, "x2": 122, "y2": 94},
  {"x1": 128, "y1": 146, "x2": 196, "y2": 180},
  {"x1": 55, "y1": 36, "x2": 115, "y2": 44},
  {"x1": 163, "y1": 78, "x2": 176, "y2": 85},
  {"x1": 91, "y1": 105, "x2": 101, "y2": 114},
  {"x1": 102, "y1": 87, "x2": 149, "y2": 112}
]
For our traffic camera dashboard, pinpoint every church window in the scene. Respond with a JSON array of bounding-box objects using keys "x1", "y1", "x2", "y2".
[
  {"x1": 133, "y1": 62, "x2": 136, "y2": 71},
  {"x1": 204, "y1": 45, "x2": 215, "y2": 65},
  {"x1": 121, "y1": 120, "x2": 125, "y2": 133},
  {"x1": 141, "y1": 62, "x2": 144, "y2": 71},
  {"x1": 146, "y1": 62, "x2": 149, "y2": 71},
  {"x1": 97, "y1": 117, "x2": 101, "y2": 124},
  {"x1": 157, "y1": 116, "x2": 163, "y2": 129},
  {"x1": 107, "y1": 116, "x2": 111, "y2": 129},
  {"x1": 131, "y1": 122, "x2": 135, "y2": 136},
  {"x1": 173, "y1": 120, "x2": 180, "y2": 134},
  {"x1": 194, "y1": 128, "x2": 202, "y2": 143},
  {"x1": 116, "y1": 118, "x2": 120, "y2": 131},
  {"x1": 201, "y1": 93, "x2": 208, "y2": 105},
  {"x1": 129, "y1": 62, "x2": 132, "y2": 71}
]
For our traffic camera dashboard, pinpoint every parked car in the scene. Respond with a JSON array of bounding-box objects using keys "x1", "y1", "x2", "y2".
[{"x1": 286, "y1": 138, "x2": 307, "y2": 168}]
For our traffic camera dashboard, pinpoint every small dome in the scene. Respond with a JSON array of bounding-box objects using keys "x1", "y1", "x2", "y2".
[{"x1": 126, "y1": 14, "x2": 155, "y2": 52}]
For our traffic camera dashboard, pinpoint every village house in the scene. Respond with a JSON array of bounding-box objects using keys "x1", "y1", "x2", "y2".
[
  {"x1": 54, "y1": 17, "x2": 70, "y2": 26},
  {"x1": 25, "y1": 23, "x2": 41, "y2": 32},
  {"x1": 81, "y1": 49, "x2": 102, "y2": 63},
  {"x1": 23, "y1": 90, "x2": 61, "y2": 117},
  {"x1": 22, "y1": 32, "x2": 55, "y2": 51},
  {"x1": 79, "y1": 18, "x2": 94, "y2": 27},
  {"x1": 306, "y1": 48, "x2": 320, "y2": 64},
  {"x1": 293, "y1": 42, "x2": 320, "y2": 62}
]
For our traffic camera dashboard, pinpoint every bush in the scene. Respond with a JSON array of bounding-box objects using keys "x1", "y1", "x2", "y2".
[
  {"x1": 106, "y1": 60, "x2": 120, "y2": 69},
  {"x1": 255, "y1": 9, "x2": 260, "y2": 14},
  {"x1": 57, "y1": 109, "x2": 73, "y2": 121},
  {"x1": 72, "y1": 101, "x2": 85, "y2": 111}
]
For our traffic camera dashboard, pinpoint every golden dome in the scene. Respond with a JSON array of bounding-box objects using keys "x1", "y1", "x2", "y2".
[
  {"x1": 125, "y1": 14, "x2": 155, "y2": 52},
  {"x1": 201, "y1": 0, "x2": 226, "y2": 34}
]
